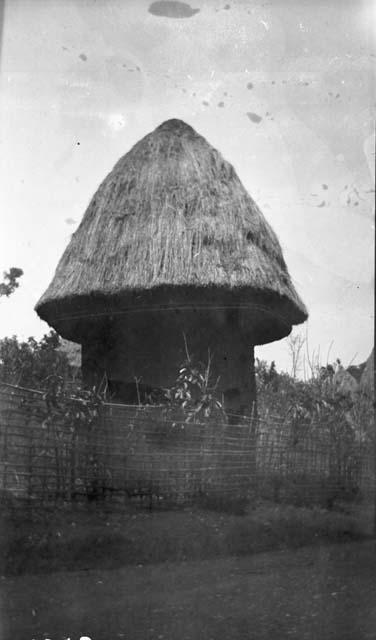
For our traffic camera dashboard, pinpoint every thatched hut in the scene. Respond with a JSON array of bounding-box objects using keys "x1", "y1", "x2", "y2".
[{"x1": 36, "y1": 119, "x2": 307, "y2": 415}]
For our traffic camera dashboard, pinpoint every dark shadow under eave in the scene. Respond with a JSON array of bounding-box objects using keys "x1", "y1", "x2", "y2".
[{"x1": 35, "y1": 284, "x2": 308, "y2": 346}]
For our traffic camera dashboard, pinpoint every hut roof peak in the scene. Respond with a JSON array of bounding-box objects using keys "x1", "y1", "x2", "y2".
[{"x1": 155, "y1": 119, "x2": 195, "y2": 134}]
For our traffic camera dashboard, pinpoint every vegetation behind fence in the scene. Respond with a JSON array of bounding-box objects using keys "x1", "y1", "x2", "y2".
[{"x1": 0, "y1": 383, "x2": 374, "y2": 511}]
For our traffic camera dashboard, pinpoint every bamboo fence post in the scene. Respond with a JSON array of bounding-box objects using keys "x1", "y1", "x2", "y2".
[
  {"x1": 27, "y1": 414, "x2": 34, "y2": 500},
  {"x1": 2, "y1": 405, "x2": 9, "y2": 492},
  {"x1": 69, "y1": 426, "x2": 77, "y2": 501}
]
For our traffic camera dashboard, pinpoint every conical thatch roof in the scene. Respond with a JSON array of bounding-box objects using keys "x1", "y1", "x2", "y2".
[{"x1": 36, "y1": 119, "x2": 307, "y2": 344}]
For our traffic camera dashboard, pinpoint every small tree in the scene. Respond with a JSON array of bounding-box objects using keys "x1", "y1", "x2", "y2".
[
  {"x1": 0, "y1": 268, "x2": 23, "y2": 297},
  {"x1": 163, "y1": 335, "x2": 224, "y2": 422}
]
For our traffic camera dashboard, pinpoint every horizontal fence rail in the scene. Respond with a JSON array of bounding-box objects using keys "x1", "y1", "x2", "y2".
[{"x1": 0, "y1": 383, "x2": 374, "y2": 511}]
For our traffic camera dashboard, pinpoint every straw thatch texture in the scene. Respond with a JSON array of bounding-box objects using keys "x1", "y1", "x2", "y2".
[{"x1": 36, "y1": 119, "x2": 307, "y2": 343}]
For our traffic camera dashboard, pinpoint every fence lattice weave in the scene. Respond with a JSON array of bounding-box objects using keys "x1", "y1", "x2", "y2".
[{"x1": 0, "y1": 384, "x2": 374, "y2": 509}]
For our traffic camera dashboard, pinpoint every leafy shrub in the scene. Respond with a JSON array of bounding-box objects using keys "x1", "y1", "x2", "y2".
[
  {"x1": 0, "y1": 331, "x2": 74, "y2": 389},
  {"x1": 156, "y1": 337, "x2": 225, "y2": 422}
]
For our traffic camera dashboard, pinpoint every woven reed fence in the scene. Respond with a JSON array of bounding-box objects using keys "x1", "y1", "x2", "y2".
[{"x1": 0, "y1": 383, "x2": 374, "y2": 510}]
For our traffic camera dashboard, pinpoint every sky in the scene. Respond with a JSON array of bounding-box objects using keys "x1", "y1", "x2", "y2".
[{"x1": 0, "y1": 0, "x2": 375, "y2": 375}]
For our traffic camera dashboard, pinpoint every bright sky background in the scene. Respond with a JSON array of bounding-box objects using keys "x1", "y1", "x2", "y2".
[{"x1": 0, "y1": 0, "x2": 374, "y2": 375}]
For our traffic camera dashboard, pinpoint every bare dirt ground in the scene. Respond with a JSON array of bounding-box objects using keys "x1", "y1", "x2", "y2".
[{"x1": 1, "y1": 540, "x2": 376, "y2": 640}]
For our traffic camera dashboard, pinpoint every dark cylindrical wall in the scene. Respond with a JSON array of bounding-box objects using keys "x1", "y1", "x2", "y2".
[{"x1": 81, "y1": 308, "x2": 256, "y2": 415}]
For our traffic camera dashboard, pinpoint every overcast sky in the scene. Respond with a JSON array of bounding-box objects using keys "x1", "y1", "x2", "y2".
[{"x1": 0, "y1": 0, "x2": 374, "y2": 375}]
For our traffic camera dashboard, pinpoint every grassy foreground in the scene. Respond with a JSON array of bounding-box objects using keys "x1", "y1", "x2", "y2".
[
  {"x1": 3, "y1": 542, "x2": 376, "y2": 640},
  {"x1": 0, "y1": 499, "x2": 371, "y2": 576}
]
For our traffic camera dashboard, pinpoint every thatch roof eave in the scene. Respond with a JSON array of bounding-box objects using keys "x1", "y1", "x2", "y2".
[{"x1": 36, "y1": 283, "x2": 308, "y2": 345}]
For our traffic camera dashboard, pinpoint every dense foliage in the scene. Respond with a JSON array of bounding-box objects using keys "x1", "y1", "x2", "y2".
[
  {"x1": 255, "y1": 357, "x2": 373, "y2": 444},
  {"x1": 0, "y1": 331, "x2": 372, "y2": 443},
  {"x1": 0, "y1": 332, "x2": 73, "y2": 389}
]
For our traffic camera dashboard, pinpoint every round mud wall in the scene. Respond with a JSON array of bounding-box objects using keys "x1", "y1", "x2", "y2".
[{"x1": 82, "y1": 308, "x2": 256, "y2": 415}]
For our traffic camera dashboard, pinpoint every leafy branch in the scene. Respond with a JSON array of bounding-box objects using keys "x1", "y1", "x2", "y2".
[
  {"x1": 0, "y1": 267, "x2": 23, "y2": 297},
  {"x1": 165, "y1": 337, "x2": 224, "y2": 422}
]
